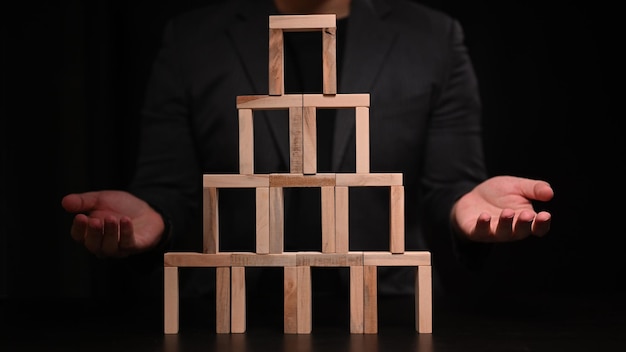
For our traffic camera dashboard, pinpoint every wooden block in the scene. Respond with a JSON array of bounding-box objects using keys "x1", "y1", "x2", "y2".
[
  {"x1": 363, "y1": 266, "x2": 378, "y2": 334},
  {"x1": 321, "y1": 186, "x2": 336, "y2": 253},
  {"x1": 269, "y1": 173, "x2": 335, "y2": 187},
  {"x1": 350, "y1": 265, "x2": 364, "y2": 334},
  {"x1": 362, "y1": 251, "x2": 431, "y2": 266},
  {"x1": 284, "y1": 266, "x2": 298, "y2": 334},
  {"x1": 355, "y1": 106, "x2": 370, "y2": 173},
  {"x1": 256, "y1": 187, "x2": 270, "y2": 254},
  {"x1": 303, "y1": 106, "x2": 317, "y2": 175},
  {"x1": 322, "y1": 26, "x2": 337, "y2": 95},
  {"x1": 297, "y1": 266, "x2": 312, "y2": 334},
  {"x1": 269, "y1": 14, "x2": 336, "y2": 31},
  {"x1": 163, "y1": 266, "x2": 179, "y2": 334},
  {"x1": 236, "y1": 94, "x2": 302, "y2": 109},
  {"x1": 335, "y1": 186, "x2": 349, "y2": 253},
  {"x1": 216, "y1": 267, "x2": 231, "y2": 333},
  {"x1": 231, "y1": 252, "x2": 296, "y2": 267},
  {"x1": 231, "y1": 266, "x2": 246, "y2": 333},
  {"x1": 203, "y1": 187, "x2": 219, "y2": 254},
  {"x1": 335, "y1": 173, "x2": 403, "y2": 187},
  {"x1": 163, "y1": 253, "x2": 232, "y2": 267},
  {"x1": 296, "y1": 252, "x2": 363, "y2": 267},
  {"x1": 389, "y1": 185, "x2": 405, "y2": 254},
  {"x1": 238, "y1": 109, "x2": 254, "y2": 174},
  {"x1": 416, "y1": 266, "x2": 433, "y2": 333},
  {"x1": 303, "y1": 93, "x2": 369, "y2": 108},
  {"x1": 269, "y1": 187, "x2": 284, "y2": 253},
  {"x1": 203, "y1": 174, "x2": 269, "y2": 188},
  {"x1": 268, "y1": 28, "x2": 283, "y2": 95},
  {"x1": 289, "y1": 106, "x2": 303, "y2": 173}
]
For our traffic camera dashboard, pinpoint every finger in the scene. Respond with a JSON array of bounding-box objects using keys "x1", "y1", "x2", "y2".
[
  {"x1": 70, "y1": 214, "x2": 89, "y2": 243},
  {"x1": 512, "y1": 210, "x2": 534, "y2": 239},
  {"x1": 471, "y1": 213, "x2": 492, "y2": 241},
  {"x1": 101, "y1": 216, "x2": 120, "y2": 257},
  {"x1": 84, "y1": 217, "x2": 104, "y2": 256},
  {"x1": 495, "y1": 209, "x2": 515, "y2": 239},
  {"x1": 531, "y1": 211, "x2": 552, "y2": 237},
  {"x1": 119, "y1": 217, "x2": 136, "y2": 255}
]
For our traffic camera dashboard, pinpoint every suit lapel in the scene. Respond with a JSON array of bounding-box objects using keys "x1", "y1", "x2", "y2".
[
  {"x1": 228, "y1": 0, "x2": 291, "y2": 170},
  {"x1": 333, "y1": 0, "x2": 395, "y2": 171}
]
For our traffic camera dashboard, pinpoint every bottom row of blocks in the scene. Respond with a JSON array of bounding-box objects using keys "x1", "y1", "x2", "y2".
[{"x1": 163, "y1": 252, "x2": 432, "y2": 335}]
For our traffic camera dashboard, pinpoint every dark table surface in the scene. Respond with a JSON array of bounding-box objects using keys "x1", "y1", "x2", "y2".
[{"x1": 2, "y1": 290, "x2": 625, "y2": 352}]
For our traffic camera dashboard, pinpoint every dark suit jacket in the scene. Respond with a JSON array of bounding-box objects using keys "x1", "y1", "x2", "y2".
[{"x1": 129, "y1": 0, "x2": 488, "y2": 295}]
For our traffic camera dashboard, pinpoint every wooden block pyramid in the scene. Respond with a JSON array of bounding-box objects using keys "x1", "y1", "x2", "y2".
[{"x1": 163, "y1": 14, "x2": 432, "y2": 335}]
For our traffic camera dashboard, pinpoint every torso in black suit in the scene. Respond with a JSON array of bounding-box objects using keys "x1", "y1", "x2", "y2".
[{"x1": 129, "y1": 0, "x2": 489, "y2": 297}]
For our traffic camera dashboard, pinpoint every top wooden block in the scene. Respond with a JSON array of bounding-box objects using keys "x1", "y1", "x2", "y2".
[{"x1": 269, "y1": 14, "x2": 336, "y2": 31}]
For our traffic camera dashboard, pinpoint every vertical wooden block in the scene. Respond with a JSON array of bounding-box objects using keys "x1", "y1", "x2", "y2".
[
  {"x1": 216, "y1": 267, "x2": 231, "y2": 333},
  {"x1": 256, "y1": 187, "x2": 270, "y2": 254},
  {"x1": 284, "y1": 266, "x2": 298, "y2": 334},
  {"x1": 350, "y1": 265, "x2": 364, "y2": 334},
  {"x1": 269, "y1": 187, "x2": 284, "y2": 253},
  {"x1": 321, "y1": 186, "x2": 336, "y2": 253},
  {"x1": 416, "y1": 266, "x2": 432, "y2": 333},
  {"x1": 203, "y1": 187, "x2": 219, "y2": 254},
  {"x1": 389, "y1": 185, "x2": 405, "y2": 254},
  {"x1": 355, "y1": 106, "x2": 370, "y2": 173},
  {"x1": 269, "y1": 28, "x2": 284, "y2": 95},
  {"x1": 303, "y1": 106, "x2": 317, "y2": 175},
  {"x1": 322, "y1": 27, "x2": 337, "y2": 95},
  {"x1": 239, "y1": 108, "x2": 254, "y2": 174},
  {"x1": 231, "y1": 266, "x2": 246, "y2": 333},
  {"x1": 335, "y1": 186, "x2": 349, "y2": 253},
  {"x1": 363, "y1": 265, "x2": 378, "y2": 334},
  {"x1": 289, "y1": 106, "x2": 303, "y2": 173},
  {"x1": 164, "y1": 266, "x2": 179, "y2": 334},
  {"x1": 297, "y1": 266, "x2": 312, "y2": 334}
]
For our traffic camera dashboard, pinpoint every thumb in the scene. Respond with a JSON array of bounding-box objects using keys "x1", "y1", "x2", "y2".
[
  {"x1": 61, "y1": 192, "x2": 101, "y2": 213},
  {"x1": 519, "y1": 178, "x2": 554, "y2": 202}
]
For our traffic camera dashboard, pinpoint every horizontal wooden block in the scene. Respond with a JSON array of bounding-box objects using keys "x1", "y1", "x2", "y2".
[
  {"x1": 231, "y1": 252, "x2": 297, "y2": 267},
  {"x1": 164, "y1": 253, "x2": 232, "y2": 267},
  {"x1": 269, "y1": 173, "x2": 336, "y2": 187},
  {"x1": 362, "y1": 251, "x2": 431, "y2": 266},
  {"x1": 335, "y1": 173, "x2": 403, "y2": 186},
  {"x1": 303, "y1": 94, "x2": 369, "y2": 108},
  {"x1": 203, "y1": 174, "x2": 270, "y2": 188},
  {"x1": 269, "y1": 14, "x2": 336, "y2": 30},
  {"x1": 296, "y1": 252, "x2": 363, "y2": 267},
  {"x1": 236, "y1": 94, "x2": 302, "y2": 109}
]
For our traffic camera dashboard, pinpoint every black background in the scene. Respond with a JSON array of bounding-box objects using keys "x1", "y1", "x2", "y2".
[{"x1": 1, "y1": 0, "x2": 623, "y2": 305}]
